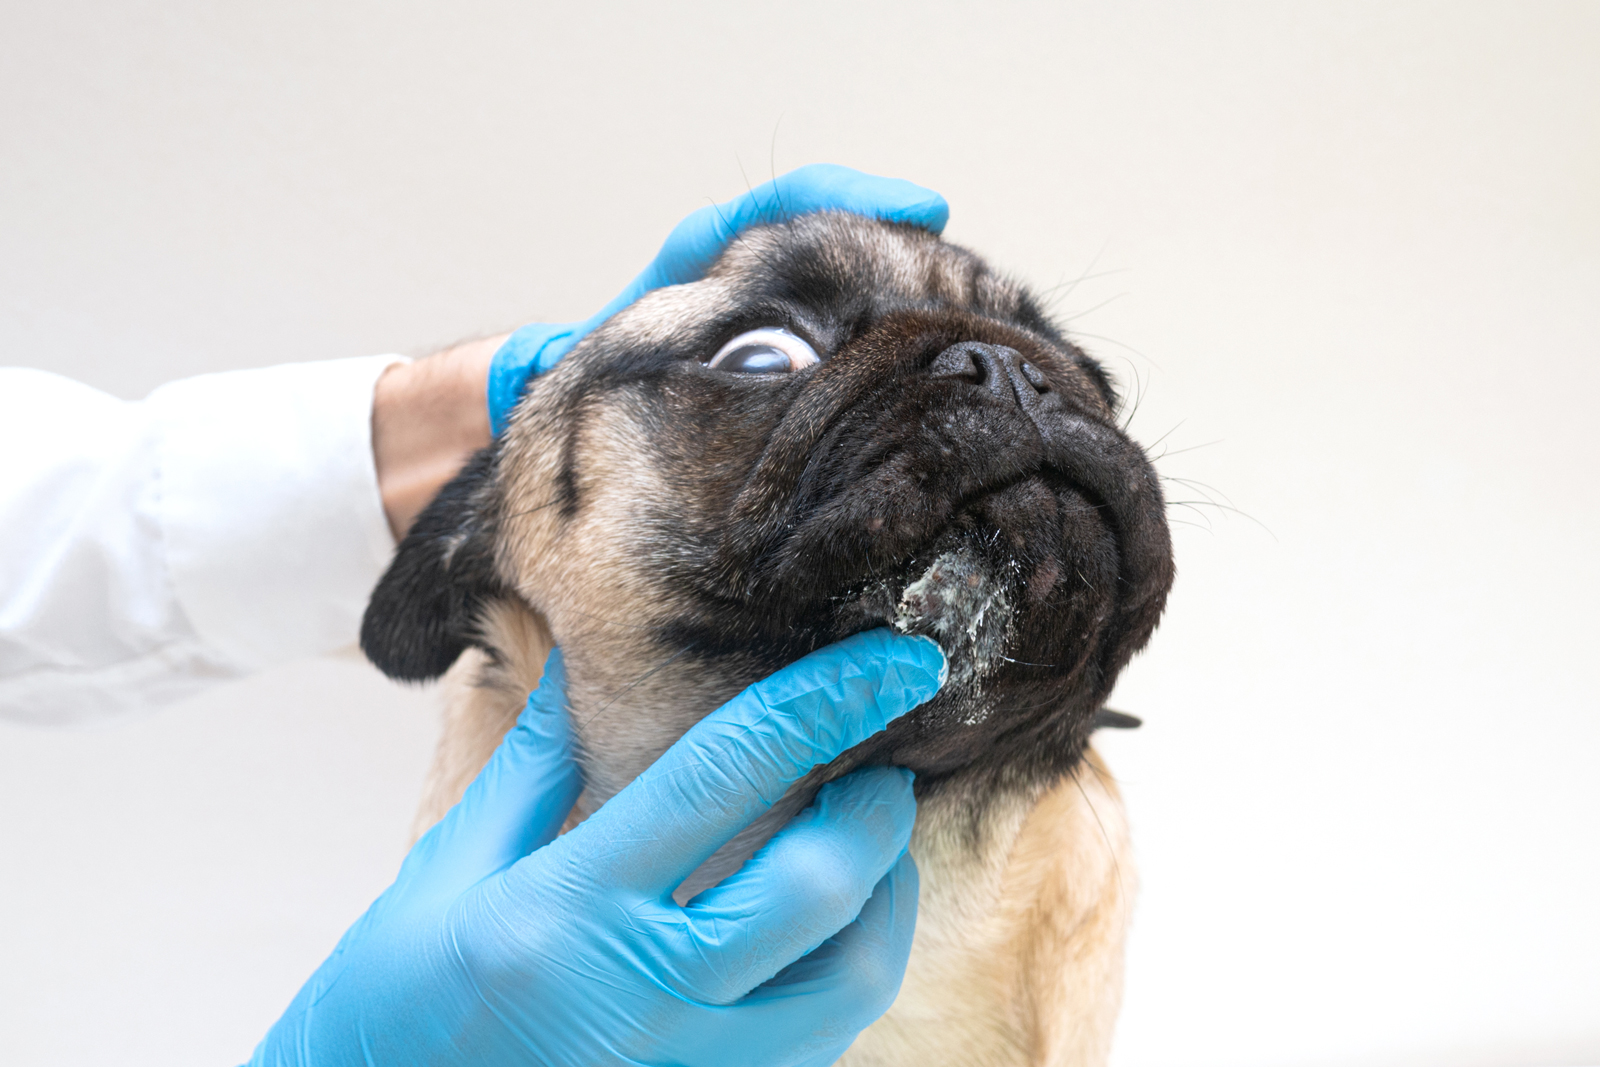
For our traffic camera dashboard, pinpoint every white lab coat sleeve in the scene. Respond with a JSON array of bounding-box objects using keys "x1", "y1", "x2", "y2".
[{"x1": 0, "y1": 356, "x2": 405, "y2": 726}]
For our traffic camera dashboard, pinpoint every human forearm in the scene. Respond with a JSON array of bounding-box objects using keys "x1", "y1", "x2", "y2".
[{"x1": 372, "y1": 333, "x2": 506, "y2": 540}]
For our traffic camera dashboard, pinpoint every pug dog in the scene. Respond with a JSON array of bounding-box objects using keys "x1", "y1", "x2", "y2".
[{"x1": 361, "y1": 211, "x2": 1174, "y2": 1066}]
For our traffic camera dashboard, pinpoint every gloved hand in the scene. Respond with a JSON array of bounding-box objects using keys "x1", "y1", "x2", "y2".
[
  {"x1": 487, "y1": 163, "x2": 949, "y2": 433},
  {"x1": 248, "y1": 628, "x2": 946, "y2": 1067}
]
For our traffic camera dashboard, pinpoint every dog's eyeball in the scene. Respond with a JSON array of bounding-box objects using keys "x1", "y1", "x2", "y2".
[{"x1": 705, "y1": 328, "x2": 820, "y2": 374}]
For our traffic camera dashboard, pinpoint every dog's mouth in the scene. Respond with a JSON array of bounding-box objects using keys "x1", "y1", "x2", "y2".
[
  {"x1": 756, "y1": 367, "x2": 1173, "y2": 772},
  {"x1": 814, "y1": 466, "x2": 1132, "y2": 727}
]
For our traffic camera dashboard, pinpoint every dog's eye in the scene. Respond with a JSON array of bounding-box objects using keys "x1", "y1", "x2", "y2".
[{"x1": 705, "y1": 328, "x2": 820, "y2": 374}]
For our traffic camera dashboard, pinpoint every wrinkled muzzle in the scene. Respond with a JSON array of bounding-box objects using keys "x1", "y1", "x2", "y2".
[{"x1": 703, "y1": 321, "x2": 1173, "y2": 740}]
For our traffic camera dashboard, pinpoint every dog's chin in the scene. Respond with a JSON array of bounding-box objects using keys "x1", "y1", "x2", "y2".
[{"x1": 800, "y1": 472, "x2": 1126, "y2": 742}]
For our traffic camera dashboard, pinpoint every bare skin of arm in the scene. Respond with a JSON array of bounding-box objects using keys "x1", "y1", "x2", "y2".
[{"x1": 372, "y1": 333, "x2": 509, "y2": 540}]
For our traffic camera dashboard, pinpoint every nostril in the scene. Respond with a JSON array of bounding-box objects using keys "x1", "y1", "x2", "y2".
[
  {"x1": 929, "y1": 342, "x2": 988, "y2": 385},
  {"x1": 1020, "y1": 361, "x2": 1050, "y2": 393}
]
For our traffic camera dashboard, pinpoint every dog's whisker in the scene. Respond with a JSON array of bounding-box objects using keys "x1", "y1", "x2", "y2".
[
  {"x1": 561, "y1": 608, "x2": 671, "y2": 632},
  {"x1": 1070, "y1": 767, "x2": 1133, "y2": 930},
  {"x1": 1140, "y1": 419, "x2": 1187, "y2": 455},
  {"x1": 577, "y1": 644, "x2": 695, "y2": 731},
  {"x1": 1070, "y1": 330, "x2": 1158, "y2": 360},
  {"x1": 707, "y1": 200, "x2": 789, "y2": 280},
  {"x1": 1038, "y1": 239, "x2": 1114, "y2": 311},
  {"x1": 1148, "y1": 438, "x2": 1222, "y2": 462},
  {"x1": 1165, "y1": 496, "x2": 1274, "y2": 537},
  {"x1": 1111, "y1": 355, "x2": 1147, "y2": 431},
  {"x1": 1160, "y1": 475, "x2": 1239, "y2": 509},
  {"x1": 768, "y1": 119, "x2": 782, "y2": 192},
  {"x1": 1060, "y1": 291, "x2": 1129, "y2": 325},
  {"x1": 1038, "y1": 269, "x2": 1130, "y2": 308},
  {"x1": 768, "y1": 119, "x2": 786, "y2": 220},
  {"x1": 1164, "y1": 500, "x2": 1218, "y2": 530},
  {"x1": 983, "y1": 694, "x2": 1076, "y2": 715},
  {"x1": 499, "y1": 497, "x2": 562, "y2": 521}
]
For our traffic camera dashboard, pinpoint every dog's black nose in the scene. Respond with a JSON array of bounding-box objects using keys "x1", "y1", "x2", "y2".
[{"x1": 930, "y1": 342, "x2": 1050, "y2": 406}]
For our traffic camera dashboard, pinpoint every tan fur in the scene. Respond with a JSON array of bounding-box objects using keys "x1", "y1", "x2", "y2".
[
  {"x1": 840, "y1": 750, "x2": 1131, "y2": 1067},
  {"x1": 412, "y1": 601, "x2": 1133, "y2": 1066}
]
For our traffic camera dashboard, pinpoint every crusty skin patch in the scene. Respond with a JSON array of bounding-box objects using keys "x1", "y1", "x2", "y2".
[
  {"x1": 373, "y1": 211, "x2": 1174, "y2": 1066},
  {"x1": 892, "y1": 546, "x2": 1015, "y2": 724}
]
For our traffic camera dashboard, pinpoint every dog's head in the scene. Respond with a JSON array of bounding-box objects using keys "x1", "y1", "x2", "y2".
[{"x1": 364, "y1": 212, "x2": 1173, "y2": 801}]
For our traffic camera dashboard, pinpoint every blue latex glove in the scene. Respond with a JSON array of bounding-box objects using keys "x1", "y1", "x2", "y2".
[
  {"x1": 487, "y1": 164, "x2": 949, "y2": 433},
  {"x1": 249, "y1": 629, "x2": 946, "y2": 1067}
]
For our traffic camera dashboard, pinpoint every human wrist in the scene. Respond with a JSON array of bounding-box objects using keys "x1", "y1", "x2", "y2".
[{"x1": 372, "y1": 334, "x2": 505, "y2": 539}]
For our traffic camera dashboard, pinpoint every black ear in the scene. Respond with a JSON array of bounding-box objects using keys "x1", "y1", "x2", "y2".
[{"x1": 360, "y1": 447, "x2": 508, "y2": 682}]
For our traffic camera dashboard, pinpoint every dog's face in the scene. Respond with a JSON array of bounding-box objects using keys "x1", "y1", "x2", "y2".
[{"x1": 364, "y1": 212, "x2": 1173, "y2": 800}]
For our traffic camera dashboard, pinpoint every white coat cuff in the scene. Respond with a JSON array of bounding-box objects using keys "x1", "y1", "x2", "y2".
[{"x1": 150, "y1": 355, "x2": 404, "y2": 669}]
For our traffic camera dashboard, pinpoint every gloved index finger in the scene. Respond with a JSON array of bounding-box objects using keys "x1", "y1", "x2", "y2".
[{"x1": 573, "y1": 628, "x2": 945, "y2": 897}]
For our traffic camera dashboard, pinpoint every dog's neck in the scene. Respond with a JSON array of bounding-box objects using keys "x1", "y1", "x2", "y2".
[
  {"x1": 567, "y1": 619, "x2": 874, "y2": 899},
  {"x1": 478, "y1": 595, "x2": 1044, "y2": 902},
  {"x1": 441, "y1": 595, "x2": 1131, "y2": 1067}
]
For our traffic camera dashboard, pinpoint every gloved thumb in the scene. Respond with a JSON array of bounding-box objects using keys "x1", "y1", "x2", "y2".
[{"x1": 397, "y1": 648, "x2": 583, "y2": 901}]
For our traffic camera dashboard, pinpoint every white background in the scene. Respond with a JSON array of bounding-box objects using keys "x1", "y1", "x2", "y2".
[{"x1": 2, "y1": 2, "x2": 1596, "y2": 1064}]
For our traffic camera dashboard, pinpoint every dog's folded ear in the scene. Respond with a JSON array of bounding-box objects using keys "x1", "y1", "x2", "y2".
[{"x1": 361, "y1": 448, "x2": 508, "y2": 682}]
